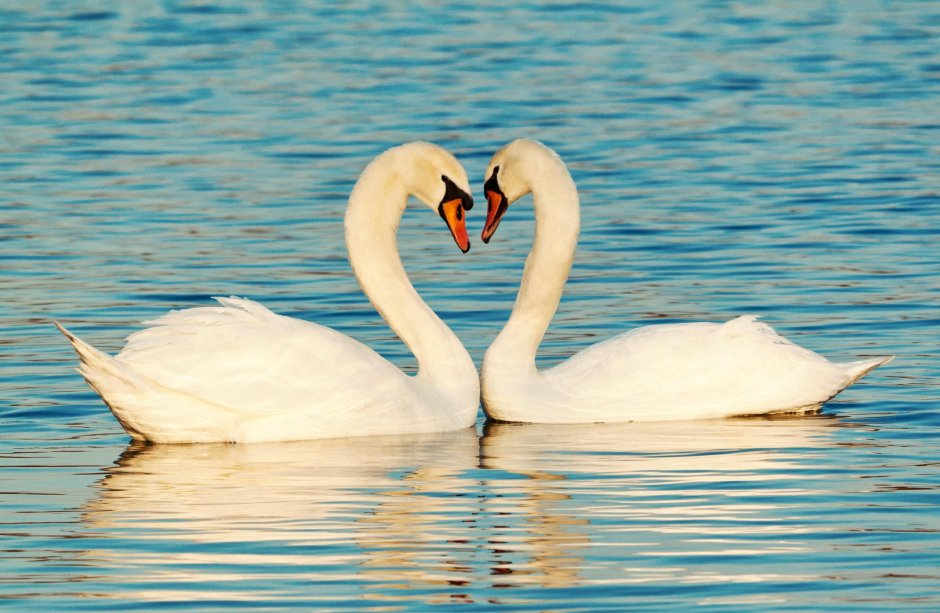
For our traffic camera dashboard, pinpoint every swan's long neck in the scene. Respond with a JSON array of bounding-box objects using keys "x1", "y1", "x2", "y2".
[
  {"x1": 488, "y1": 156, "x2": 580, "y2": 370},
  {"x1": 344, "y1": 158, "x2": 475, "y2": 387}
]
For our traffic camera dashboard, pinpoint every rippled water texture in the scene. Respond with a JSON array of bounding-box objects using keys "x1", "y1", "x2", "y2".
[{"x1": 2, "y1": 1, "x2": 939, "y2": 610}]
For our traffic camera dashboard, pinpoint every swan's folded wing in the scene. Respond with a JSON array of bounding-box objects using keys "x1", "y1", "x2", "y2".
[
  {"x1": 116, "y1": 297, "x2": 407, "y2": 417},
  {"x1": 547, "y1": 316, "x2": 851, "y2": 418}
]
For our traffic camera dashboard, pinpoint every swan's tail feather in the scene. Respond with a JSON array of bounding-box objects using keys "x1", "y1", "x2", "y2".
[
  {"x1": 55, "y1": 322, "x2": 147, "y2": 440},
  {"x1": 56, "y1": 322, "x2": 123, "y2": 383},
  {"x1": 57, "y1": 322, "x2": 242, "y2": 443},
  {"x1": 839, "y1": 355, "x2": 894, "y2": 385}
]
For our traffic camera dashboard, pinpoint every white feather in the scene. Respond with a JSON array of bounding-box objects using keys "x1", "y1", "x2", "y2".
[
  {"x1": 58, "y1": 143, "x2": 479, "y2": 443},
  {"x1": 480, "y1": 139, "x2": 891, "y2": 424}
]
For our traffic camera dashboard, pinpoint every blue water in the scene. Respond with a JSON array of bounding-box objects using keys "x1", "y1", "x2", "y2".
[{"x1": 2, "y1": 1, "x2": 939, "y2": 610}]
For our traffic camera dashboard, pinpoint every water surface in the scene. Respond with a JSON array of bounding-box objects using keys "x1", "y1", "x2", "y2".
[{"x1": 2, "y1": 1, "x2": 939, "y2": 610}]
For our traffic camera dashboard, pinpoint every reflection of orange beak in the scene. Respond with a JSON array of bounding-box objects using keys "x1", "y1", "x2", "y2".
[
  {"x1": 481, "y1": 172, "x2": 508, "y2": 243},
  {"x1": 440, "y1": 198, "x2": 470, "y2": 253}
]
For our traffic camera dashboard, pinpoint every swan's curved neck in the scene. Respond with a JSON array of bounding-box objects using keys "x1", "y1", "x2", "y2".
[
  {"x1": 344, "y1": 159, "x2": 475, "y2": 386},
  {"x1": 489, "y1": 157, "x2": 580, "y2": 369}
]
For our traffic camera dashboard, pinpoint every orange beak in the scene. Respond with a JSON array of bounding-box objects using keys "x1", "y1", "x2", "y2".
[
  {"x1": 481, "y1": 170, "x2": 508, "y2": 243},
  {"x1": 438, "y1": 175, "x2": 473, "y2": 253},
  {"x1": 439, "y1": 197, "x2": 470, "y2": 253}
]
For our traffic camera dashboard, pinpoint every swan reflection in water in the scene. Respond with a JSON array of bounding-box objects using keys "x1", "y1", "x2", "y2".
[
  {"x1": 82, "y1": 428, "x2": 482, "y2": 605},
  {"x1": 81, "y1": 416, "x2": 835, "y2": 605},
  {"x1": 478, "y1": 415, "x2": 836, "y2": 593}
]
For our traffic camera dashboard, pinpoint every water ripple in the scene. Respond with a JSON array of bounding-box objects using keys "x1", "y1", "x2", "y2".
[{"x1": 2, "y1": 0, "x2": 939, "y2": 610}]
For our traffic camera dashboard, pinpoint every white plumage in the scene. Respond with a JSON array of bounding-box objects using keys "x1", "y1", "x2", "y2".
[
  {"x1": 479, "y1": 139, "x2": 891, "y2": 424},
  {"x1": 59, "y1": 142, "x2": 479, "y2": 443}
]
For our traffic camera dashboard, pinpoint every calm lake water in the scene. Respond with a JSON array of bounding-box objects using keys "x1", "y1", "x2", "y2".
[{"x1": 2, "y1": 1, "x2": 939, "y2": 610}]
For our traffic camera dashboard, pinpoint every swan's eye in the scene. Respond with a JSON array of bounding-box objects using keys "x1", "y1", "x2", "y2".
[{"x1": 441, "y1": 174, "x2": 448, "y2": 182}]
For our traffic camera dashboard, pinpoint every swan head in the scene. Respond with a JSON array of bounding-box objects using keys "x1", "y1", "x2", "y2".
[
  {"x1": 481, "y1": 138, "x2": 560, "y2": 243},
  {"x1": 392, "y1": 142, "x2": 475, "y2": 253}
]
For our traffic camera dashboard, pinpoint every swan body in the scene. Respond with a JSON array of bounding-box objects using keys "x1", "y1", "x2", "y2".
[
  {"x1": 479, "y1": 139, "x2": 891, "y2": 424},
  {"x1": 59, "y1": 142, "x2": 479, "y2": 443}
]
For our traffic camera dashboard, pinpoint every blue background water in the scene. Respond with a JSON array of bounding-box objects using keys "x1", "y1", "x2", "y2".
[{"x1": 2, "y1": 1, "x2": 938, "y2": 610}]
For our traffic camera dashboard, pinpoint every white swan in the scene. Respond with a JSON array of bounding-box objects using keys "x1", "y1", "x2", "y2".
[
  {"x1": 479, "y1": 138, "x2": 891, "y2": 424},
  {"x1": 58, "y1": 142, "x2": 480, "y2": 443}
]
